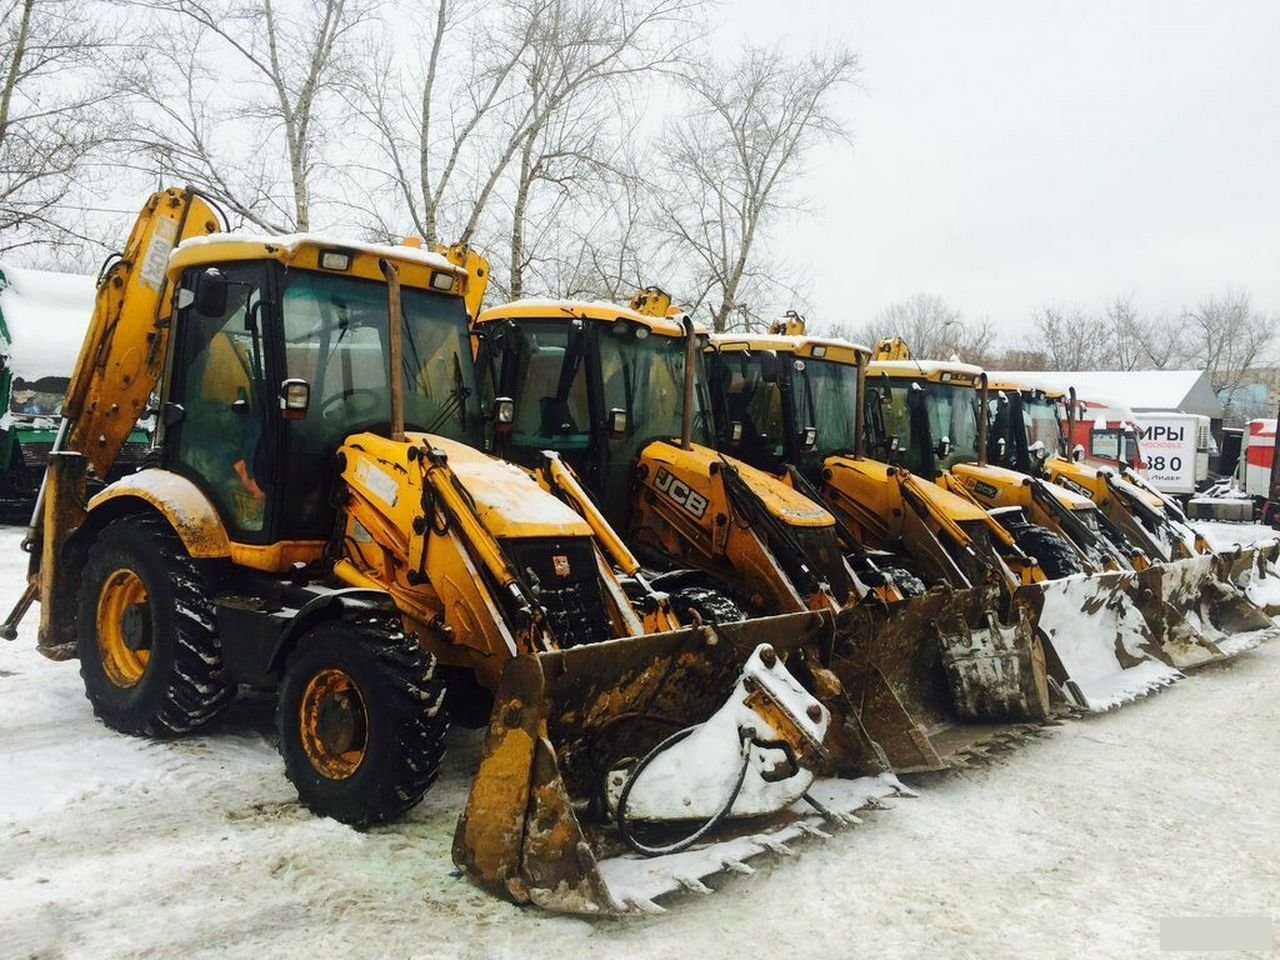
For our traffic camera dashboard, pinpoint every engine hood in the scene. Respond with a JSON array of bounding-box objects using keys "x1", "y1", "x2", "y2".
[
  {"x1": 642, "y1": 440, "x2": 834, "y2": 528},
  {"x1": 346, "y1": 432, "x2": 593, "y2": 540}
]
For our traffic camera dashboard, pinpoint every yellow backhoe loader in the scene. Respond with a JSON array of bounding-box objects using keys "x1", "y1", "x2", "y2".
[
  {"x1": 704, "y1": 325, "x2": 1260, "y2": 718},
  {"x1": 0, "y1": 188, "x2": 906, "y2": 916},
  {"x1": 986, "y1": 377, "x2": 1276, "y2": 662},
  {"x1": 472, "y1": 294, "x2": 1055, "y2": 776}
]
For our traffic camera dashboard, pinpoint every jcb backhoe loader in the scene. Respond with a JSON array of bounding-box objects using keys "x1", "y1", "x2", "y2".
[
  {"x1": 0, "y1": 187, "x2": 905, "y2": 916},
  {"x1": 471, "y1": 294, "x2": 1056, "y2": 776},
  {"x1": 987, "y1": 377, "x2": 1276, "y2": 660},
  {"x1": 706, "y1": 326, "x2": 1219, "y2": 714}
]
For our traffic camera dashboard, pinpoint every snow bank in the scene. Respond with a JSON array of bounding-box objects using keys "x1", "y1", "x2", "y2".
[{"x1": 0, "y1": 264, "x2": 96, "y2": 379}]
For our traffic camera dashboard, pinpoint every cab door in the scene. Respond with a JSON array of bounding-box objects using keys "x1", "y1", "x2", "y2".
[{"x1": 166, "y1": 262, "x2": 275, "y2": 541}]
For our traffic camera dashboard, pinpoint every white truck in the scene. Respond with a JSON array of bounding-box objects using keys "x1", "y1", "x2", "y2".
[{"x1": 1132, "y1": 412, "x2": 1214, "y2": 497}]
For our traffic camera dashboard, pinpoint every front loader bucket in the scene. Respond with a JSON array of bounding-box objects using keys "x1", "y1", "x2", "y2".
[
  {"x1": 1216, "y1": 540, "x2": 1280, "y2": 618},
  {"x1": 1017, "y1": 573, "x2": 1182, "y2": 711},
  {"x1": 1132, "y1": 553, "x2": 1275, "y2": 661},
  {"x1": 453, "y1": 613, "x2": 910, "y2": 915},
  {"x1": 826, "y1": 588, "x2": 1052, "y2": 774}
]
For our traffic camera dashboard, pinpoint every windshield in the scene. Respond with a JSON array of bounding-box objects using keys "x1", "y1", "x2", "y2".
[
  {"x1": 1022, "y1": 394, "x2": 1064, "y2": 455},
  {"x1": 280, "y1": 269, "x2": 480, "y2": 449},
  {"x1": 867, "y1": 377, "x2": 981, "y2": 476},
  {"x1": 707, "y1": 348, "x2": 787, "y2": 466},
  {"x1": 489, "y1": 316, "x2": 710, "y2": 458},
  {"x1": 792, "y1": 356, "x2": 859, "y2": 468}
]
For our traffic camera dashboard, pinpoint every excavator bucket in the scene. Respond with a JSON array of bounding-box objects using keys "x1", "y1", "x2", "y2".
[
  {"x1": 454, "y1": 612, "x2": 911, "y2": 915},
  {"x1": 1130, "y1": 553, "x2": 1275, "y2": 661},
  {"x1": 1215, "y1": 540, "x2": 1280, "y2": 618},
  {"x1": 825, "y1": 587, "x2": 1052, "y2": 774},
  {"x1": 1016, "y1": 573, "x2": 1183, "y2": 710}
]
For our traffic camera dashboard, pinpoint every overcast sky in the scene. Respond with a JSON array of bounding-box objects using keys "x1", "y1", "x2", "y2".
[{"x1": 722, "y1": 0, "x2": 1280, "y2": 341}]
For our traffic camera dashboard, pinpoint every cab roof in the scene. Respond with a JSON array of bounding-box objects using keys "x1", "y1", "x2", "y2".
[
  {"x1": 477, "y1": 298, "x2": 692, "y2": 337},
  {"x1": 169, "y1": 232, "x2": 467, "y2": 294},
  {"x1": 710, "y1": 332, "x2": 870, "y2": 366},
  {"x1": 867, "y1": 359, "x2": 987, "y2": 384}
]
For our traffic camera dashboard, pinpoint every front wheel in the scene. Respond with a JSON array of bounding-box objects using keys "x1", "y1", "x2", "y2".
[
  {"x1": 277, "y1": 615, "x2": 449, "y2": 826},
  {"x1": 668, "y1": 585, "x2": 745, "y2": 625},
  {"x1": 1010, "y1": 523, "x2": 1084, "y2": 580}
]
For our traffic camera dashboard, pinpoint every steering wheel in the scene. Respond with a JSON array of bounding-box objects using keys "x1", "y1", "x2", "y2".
[{"x1": 321, "y1": 388, "x2": 382, "y2": 421}]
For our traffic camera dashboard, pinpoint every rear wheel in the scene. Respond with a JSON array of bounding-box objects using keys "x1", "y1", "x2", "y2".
[
  {"x1": 77, "y1": 515, "x2": 233, "y2": 736},
  {"x1": 1010, "y1": 523, "x2": 1083, "y2": 580},
  {"x1": 277, "y1": 615, "x2": 449, "y2": 826}
]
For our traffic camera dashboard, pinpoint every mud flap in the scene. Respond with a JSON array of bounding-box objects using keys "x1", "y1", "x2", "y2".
[
  {"x1": 827, "y1": 589, "x2": 1049, "y2": 774},
  {"x1": 1017, "y1": 573, "x2": 1182, "y2": 710},
  {"x1": 453, "y1": 614, "x2": 902, "y2": 915},
  {"x1": 1216, "y1": 540, "x2": 1280, "y2": 618},
  {"x1": 1133, "y1": 553, "x2": 1275, "y2": 661}
]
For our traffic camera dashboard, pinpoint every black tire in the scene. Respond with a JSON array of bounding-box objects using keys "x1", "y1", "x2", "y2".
[
  {"x1": 277, "y1": 615, "x2": 449, "y2": 826},
  {"x1": 874, "y1": 565, "x2": 927, "y2": 598},
  {"x1": 77, "y1": 515, "x2": 233, "y2": 737},
  {"x1": 1010, "y1": 523, "x2": 1084, "y2": 580},
  {"x1": 669, "y1": 585, "x2": 745, "y2": 625}
]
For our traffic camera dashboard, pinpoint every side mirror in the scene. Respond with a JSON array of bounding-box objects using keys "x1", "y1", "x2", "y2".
[
  {"x1": 800, "y1": 426, "x2": 817, "y2": 450},
  {"x1": 280, "y1": 379, "x2": 310, "y2": 420},
  {"x1": 730, "y1": 420, "x2": 744, "y2": 443},
  {"x1": 935, "y1": 435, "x2": 952, "y2": 459},
  {"x1": 608, "y1": 407, "x2": 629, "y2": 438},
  {"x1": 194, "y1": 267, "x2": 229, "y2": 317},
  {"x1": 995, "y1": 436, "x2": 1007, "y2": 460},
  {"x1": 758, "y1": 350, "x2": 779, "y2": 384},
  {"x1": 1029, "y1": 439, "x2": 1047, "y2": 462},
  {"x1": 493, "y1": 396, "x2": 514, "y2": 432},
  {"x1": 1072, "y1": 443, "x2": 1085, "y2": 463}
]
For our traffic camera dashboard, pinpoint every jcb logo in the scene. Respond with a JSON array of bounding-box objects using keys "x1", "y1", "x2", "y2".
[
  {"x1": 1059, "y1": 476, "x2": 1095, "y2": 500},
  {"x1": 654, "y1": 467, "x2": 709, "y2": 519}
]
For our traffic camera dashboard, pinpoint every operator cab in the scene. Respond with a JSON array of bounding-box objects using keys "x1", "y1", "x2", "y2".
[
  {"x1": 474, "y1": 302, "x2": 711, "y2": 525},
  {"x1": 164, "y1": 239, "x2": 477, "y2": 544},
  {"x1": 865, "y1": 361, "x2": 987, "y2": 481}
]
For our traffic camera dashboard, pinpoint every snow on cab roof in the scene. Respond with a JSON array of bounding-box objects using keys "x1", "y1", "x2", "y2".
[
  {"x1": 711, "y1": 332, "x2": 872, "y2": 355},
  {"x1": 174, "y1": 232, "x2": 458, "y2": 273},
  {"x1": 479, "y1": 298, "x2": 693, "y2": 336},
  {"x1": 0, "y1": 263, "x2": 96, "y2": 380},
  {"x1": 869, "y1": 358, "x2": 987, "y2": 378},
  {"x1": 998, "y1": 369, "x2": 1219, "y2": 417}
]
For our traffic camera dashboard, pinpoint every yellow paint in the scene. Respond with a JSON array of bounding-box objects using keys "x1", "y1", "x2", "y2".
[
  {"x1": 89, "y1": 469, "x2": 231, "y2": 558},
  {"x1": 297, "y1": 667, "x2": 369, "y2": 780},
  {"x1": 95, "y1": 568, "x2": 151, "y2": 687}
]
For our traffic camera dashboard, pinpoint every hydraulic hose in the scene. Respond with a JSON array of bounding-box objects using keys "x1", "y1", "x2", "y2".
[{"x1": 615, "y1": 725, "x2": 754, "y2": 857}]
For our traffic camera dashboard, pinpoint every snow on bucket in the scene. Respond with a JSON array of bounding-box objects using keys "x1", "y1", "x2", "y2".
[
  {"x1": 1134, "y1": 553, "x2": 1275, "y2": 662},
  {"x1": 1019, "y1": 573, "x2": 1182, "y2": 711},
  {"x1": 1216, "y1": 540, "x2": 1280, "y2": 619}
]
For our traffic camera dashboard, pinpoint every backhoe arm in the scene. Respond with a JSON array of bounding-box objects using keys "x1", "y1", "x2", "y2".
[{"x1": 23, "y1": 188, "x2": 223, "y2": 655}]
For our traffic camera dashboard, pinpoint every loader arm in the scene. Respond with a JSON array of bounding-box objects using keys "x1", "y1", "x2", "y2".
[{"x1": 24, "y1": 188, "x2": 224, "y2": 655}]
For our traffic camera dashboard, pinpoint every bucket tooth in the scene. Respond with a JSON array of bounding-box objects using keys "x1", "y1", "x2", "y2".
[
  {"x1": 722, "y1": 858, "x2": 755, "y2": 875},
  {"x1": 675, "y1": 875, "x2": 714, "y2": 895}
]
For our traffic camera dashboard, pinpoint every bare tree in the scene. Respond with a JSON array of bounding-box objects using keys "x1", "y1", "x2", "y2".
[
  {"x1": 826, "y1": 294, "x2": 995, "y2": 364},
  {"x1": 1180, "y1": 290, "x2": 1276, "y2": 420},
  {"x1": 1, "y1": 0, "x2": 125, "y2": 253},
  {"x1": 131, "y1": 0, "x2": 376, "y2": 231},
  {"x1": 1027, "y1": 305, "x2": 1113, "y2": 371},
  {"x1": 348, "y1": 0, "x2": 699, "y2": 302},
  {"x1": 659, "y1": 45, "x2": 858, "y2": 331}
]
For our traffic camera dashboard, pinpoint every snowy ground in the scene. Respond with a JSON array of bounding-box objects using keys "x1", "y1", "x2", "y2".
[{"x1": 1, "y1": 524, "x2": 1278, "y2": 960}]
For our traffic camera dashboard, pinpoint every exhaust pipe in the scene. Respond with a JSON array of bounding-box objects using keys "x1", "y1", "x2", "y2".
[
  {"x1": 380, "y1": 259, "x2": 406, "y2": 443},
  {"x1": 681, "y1": 314, "x2": 696, "y2": 451},
  {"x1": 976, "y1": 372, "x2": 990, "y2": 467}
]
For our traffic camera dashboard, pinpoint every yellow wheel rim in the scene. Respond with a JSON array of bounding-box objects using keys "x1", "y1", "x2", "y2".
[
  {"x1": 96, "y1": 569, "x2": 152, "y2": 688},
  {"x1": 299, "y1": 668, "x2": 369, "y2": 780}
]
